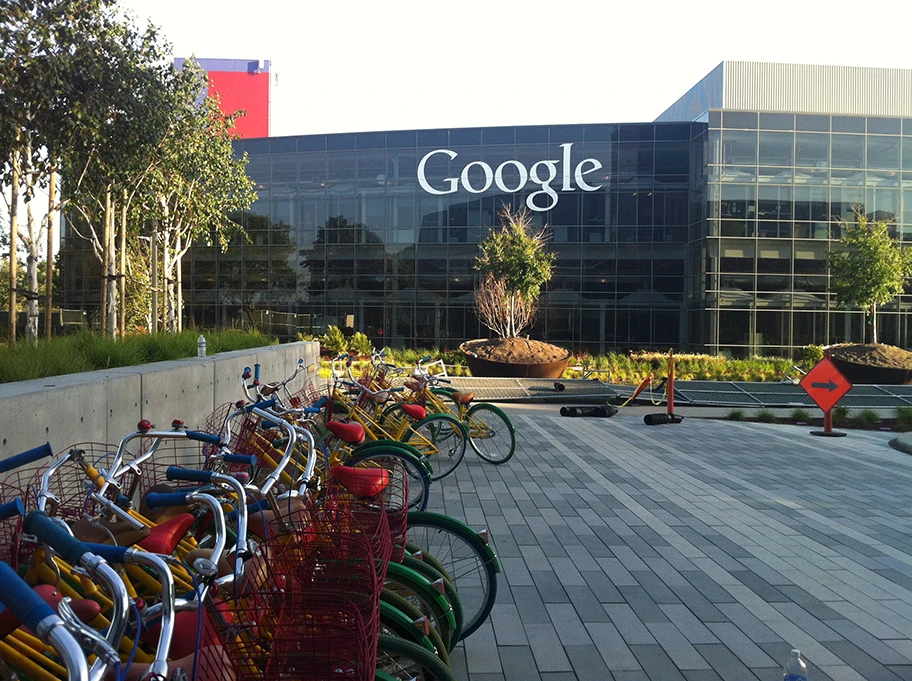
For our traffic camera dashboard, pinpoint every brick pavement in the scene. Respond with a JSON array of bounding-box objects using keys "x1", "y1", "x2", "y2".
[{"x1": 431, "y1": 406, "x2": 912, "y2": 681}]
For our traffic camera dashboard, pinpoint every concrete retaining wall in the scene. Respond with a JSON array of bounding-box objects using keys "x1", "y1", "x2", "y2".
[{"x1": 0, "y1": 341, "x2": 319, "y2": 463}]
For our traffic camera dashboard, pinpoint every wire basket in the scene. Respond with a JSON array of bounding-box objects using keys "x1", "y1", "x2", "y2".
[
  {"x1": 200, "y1": 499, "x2": 384, "y2": 681},
  {"x1": 0, "y1": 445, "x2": 66, "y2": 568}
]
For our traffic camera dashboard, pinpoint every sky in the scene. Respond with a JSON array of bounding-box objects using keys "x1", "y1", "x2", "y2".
[{"x1": 116, "y1": 0, "x2": 912, "y2": 138}]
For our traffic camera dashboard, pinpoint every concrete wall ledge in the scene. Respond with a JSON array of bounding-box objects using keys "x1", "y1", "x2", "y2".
[{"x1": 0, "y1": 341, "x2": 319, "y2": 462}]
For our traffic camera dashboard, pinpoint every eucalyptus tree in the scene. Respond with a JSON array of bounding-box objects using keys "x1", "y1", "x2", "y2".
[
  {"x1": 62, "y1": 15, "x2": 176, "y2": 337},
  {"x1": 142, "y1": 67, "x2": 257, "y2": 332},
  {"x1": 0, "y1": 0, "x2": 164, "y2": 340}
]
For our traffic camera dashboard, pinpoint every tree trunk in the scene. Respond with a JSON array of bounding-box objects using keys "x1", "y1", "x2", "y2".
[
  {"x1": 45, "y1": 169, "x2": 55, "y2": 340},
  {"x1": 119, "y1": 190, "x2": 126, "y2": 337},
  {"x1": 176, "y1": 234, "x2": 182, "y2": 333},
  {"x1": 106, "y1": 194, "x2": 117, "y2": 337},
  {"x1": 871, "y1": 303, "x2": 878, "y2": 344},
  {"x1": 101, "y1": 187, "x2": 110, "y2": 335},
  {"x1": 9, "y1": 147, "x2": 19, "y2": 345},
  {"x1": 163, "y1": 229, "x2": 173, "y2": 333},
  {"x1": 24, "y1": 201, "x2": 38, "y2": 342},
  {"x1": 151, "y1": 228, "x2": 158, "y2": 333}
]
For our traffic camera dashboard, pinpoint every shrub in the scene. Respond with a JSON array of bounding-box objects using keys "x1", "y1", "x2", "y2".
[
  {"x1": 896, "y1": 407, "x2": 912, "y2": 432},
  {"x1": 755, "y1": 408, "x2": 777, "y2": 423},
  {"x1": 831, "y1": 404, "x2": 850, "y2": 427},
  {"x1": 853, "y1": 409, "x2": 881, "y2": 429},
  {"x1": 726, "y1": 409, "x2": 746, "y2": 421},
  {"x1": 789, "y1": 408, "x2": 812, "y2": 424},
  {"x1": 320, "y1": 325, "x2": 348, "y2": 356},
  {"x1": 800, "y1": 344, "x2": 824, "y2": 370},
  {"x1": 349, "y1": 332, "x2": 373, "y2": 357}
]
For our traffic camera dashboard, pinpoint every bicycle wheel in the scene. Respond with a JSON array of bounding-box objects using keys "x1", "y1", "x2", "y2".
[
  {"x1": 344, "y1": 447, "x2": 431, "y2": 512},
  {"x1": 381, "y1": 589, "x2": 450, "y2": 666},
  {"x1": 466, "y1": 403, "x2": 516, "y2": 464},
  {"x1": 406, "y1": 512, "x2": 499, "y2": 640},
  {"x1": 379, "y1": 599, "x2": 447, "y2": 665},
  {"x1": 375, "y1": 633, "x2": 456, "y2": 681},
  {"x1": 399, "y1": 554, "x2": 464, "y2": 647},
  {"x1": 403, "y1": 414, "x2": 467, "y2": 481},
  {"x1": 385, "y1": 561, "x2": 457, "y2": 648}
]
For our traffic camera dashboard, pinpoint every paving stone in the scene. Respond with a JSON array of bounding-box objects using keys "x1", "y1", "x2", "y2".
[
  {"x1": 628, "y1": 644, "x2": 688, "y2": 681},
  {"x1": 524, "y1": 623, "x2": 574, "y2": 673},
  {"x1": 565, "y1": 645, "x2": 614, "y2": 681},
  {"x1": 498, "y1": 646, "x2": 541, "y2": 681}
]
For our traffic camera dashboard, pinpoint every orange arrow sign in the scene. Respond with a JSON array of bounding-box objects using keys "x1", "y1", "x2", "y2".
[{"x1": 800, "y1": 357, "x2": 852, "y2": 413}]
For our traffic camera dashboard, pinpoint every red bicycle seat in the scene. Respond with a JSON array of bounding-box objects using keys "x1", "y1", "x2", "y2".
[
  {"x1": 137, "y1": 513, "x2": 196, "y2": 555},
  {"x1": 326, "y1": 420, "x2": 366, "y2": 445},
  {"x1": 452, "y1": 391, "x2": 475, "y2": 404},
  {"x1": 0, "y1": 585, "x2": 103, "y2": 638},
  {"x1": 330, "y1": 465, "x2": 390, "y2": 497},
  {"x1": 402, "y1": 403, "x2": 427, "y2": 421}
]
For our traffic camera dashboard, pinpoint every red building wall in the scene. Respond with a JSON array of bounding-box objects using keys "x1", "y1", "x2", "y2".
[{"x1": 175, "y1": 58, "x2": 270, "y2": 138}]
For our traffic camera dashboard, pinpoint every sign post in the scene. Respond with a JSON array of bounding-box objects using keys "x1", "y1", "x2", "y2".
[{"x1": 799, "y1": 350, "x2": 851, "y2": 437}]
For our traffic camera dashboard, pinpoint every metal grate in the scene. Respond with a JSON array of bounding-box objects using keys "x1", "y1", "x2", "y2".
[
  {"x1": 447, "y1": 377, "x2": 619, "y2": 402},
  {"x1": 616, "y1": 380, "x2": 912, "y2": 409}
]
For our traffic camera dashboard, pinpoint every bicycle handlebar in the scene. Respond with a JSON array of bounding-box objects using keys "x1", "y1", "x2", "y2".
[
  {"x1": 0, "y1": 497, "x2": 24, "y2": 521},
  {"x1": 23, "y1": 511, "x2": 92, "y2": 566},
  {"x1": 0, "y1": 441, "x2": 53, "y2": 474}
]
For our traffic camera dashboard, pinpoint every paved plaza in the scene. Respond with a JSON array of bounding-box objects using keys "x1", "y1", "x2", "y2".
[{"x1": 433, "y1": 405, "x2": 912, "y2": 681}]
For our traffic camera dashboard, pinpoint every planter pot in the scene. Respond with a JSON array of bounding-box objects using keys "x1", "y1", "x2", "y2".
[
  {"x1": 830, "y1": 357, "x2": 912, "y2": 385},
  {"x1": 459, "y1": 341, "x2": 572, "y2": 379}
]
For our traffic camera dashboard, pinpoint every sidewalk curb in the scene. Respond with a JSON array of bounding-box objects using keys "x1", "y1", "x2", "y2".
[{"x1": 889, "y1": 434, "x2": 912, "y2": 454}]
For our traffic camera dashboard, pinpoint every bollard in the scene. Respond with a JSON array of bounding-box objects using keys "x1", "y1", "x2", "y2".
[{"x1": 645, "y1": 349, "x2": 682, "y2": 426}]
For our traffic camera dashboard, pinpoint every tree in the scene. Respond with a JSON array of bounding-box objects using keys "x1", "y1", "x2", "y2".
[
  {"x1": 143, "y1": 69, "x2": 257, "y2": 333},
  {"x1": 473, "y1": 207, "x2": 555, "y2": 338},
  {"x1": 829, "y1": 209, "x2": 912, "y2": 344}
]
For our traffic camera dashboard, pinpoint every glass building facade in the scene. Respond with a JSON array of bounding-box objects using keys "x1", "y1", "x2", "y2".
[
  {"x1": 58, "y1": 62, "x2": 912, "y2": 357},
  {"x1": 703, "y1": 112, "x2": 912, "y2": 356},
  {"x1": 178, "y1": 123, "x2": 703, "y2": 352}
]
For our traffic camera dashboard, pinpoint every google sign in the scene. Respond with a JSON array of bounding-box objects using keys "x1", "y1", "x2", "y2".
[{"x1": 417, "y1": 143, "x2": 603, "y2": 212}]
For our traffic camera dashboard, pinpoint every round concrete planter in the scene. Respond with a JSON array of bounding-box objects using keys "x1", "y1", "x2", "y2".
[
  {"x1": 459, "y1": 341, "x2": 572, "y2": 379},
  {"x1": 830, "y1": 356, "x2": 912, "y2": 385}
]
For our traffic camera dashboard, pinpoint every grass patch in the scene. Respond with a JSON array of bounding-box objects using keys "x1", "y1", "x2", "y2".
[
  {"x1": 0, "y1": 330, "x2": 278, "y2": 384},
  {"x1": 831, "y1": 405, "x2": 850, "y2": 427},
  {"x1": 726, "y1": 409, "x2": 746, "y2": 421},
  {"x1": 755, "y1": 408, "x2": 777, "y2": 423},
  {"x1": 896, "y1": 407, "x2": 912, "y2": 432},
  {"x1": 789, "y1": 408, "x2": 812, "y2": 424},
  {"x1": 853, "y1": 409, "x2": 881, "y2": 429}
]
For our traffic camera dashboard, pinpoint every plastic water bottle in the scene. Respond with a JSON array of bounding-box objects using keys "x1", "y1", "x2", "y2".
[
  {"x1": 783, "y1": 649, "x2": 808, "y2": 681},
  {"x1": 197, "y1": 334, "x2": 207, "y2": 358}
]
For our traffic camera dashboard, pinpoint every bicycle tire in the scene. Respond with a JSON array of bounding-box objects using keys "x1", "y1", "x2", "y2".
[
  {"x1": 399, "y1": 554, "x2": 464, "y2": 647},
  {"x1": 466, "y1": 403, "x2": 516, "y2": 464},
  {"x1": 344, "y1": 448, "x2": 431, "y2": 512},
  {"x1": 406, "y1": 511, "x2": 499, "y2": 639},
  {"x1": 379, "y1": 599, "x2": 443, "y2": 663},
  {"x1": 375, "y1": 633, "x2": 456, "y2": 681},
  {"x1": 381, "y1": 589, "x2": 450, "y2": 666},
  {"x1": 402, "y1": 414, "x2": 467, "y2": 481},
  {"x1": 385, "y1": 561, "x2": 457, "y2": 648}
]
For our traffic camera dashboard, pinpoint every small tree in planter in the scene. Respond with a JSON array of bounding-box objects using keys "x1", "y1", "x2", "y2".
[
  {"x1": 462, "y1": 207, "x2": 569, "y2": 376},
  {"x1": 474, "y1": 207, "x2": 555, "y2": 338}
]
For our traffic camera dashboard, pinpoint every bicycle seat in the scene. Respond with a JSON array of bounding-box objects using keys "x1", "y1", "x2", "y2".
[
  {"x1": 401, "y1": 403, "x2": 427, "y2": 421},
  {"x1": 137, "y1": 513, "x2": 196, "y2": 555},
  {"x1": 0, "y1": 585, "x2": 102, "y2": 638},
  {"x1": 330, "y1": 465, "x2": 390, "y2": 497},
  {"x1": 326, "y1": 420, "x2": 366, "y2": 445},
  {"x1": 451, "y1": 391, "x2": 474, "y2": 404}
]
